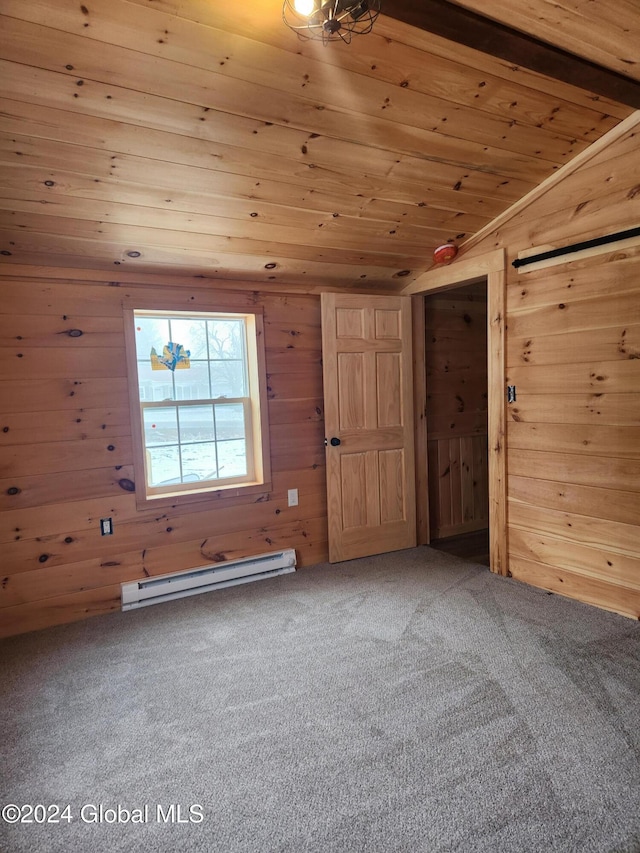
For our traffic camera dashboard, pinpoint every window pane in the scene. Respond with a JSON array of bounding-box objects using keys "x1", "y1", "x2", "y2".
[
  {"x1": 170, "y1": 318, "x2": 208, "y2": 359},
  {"x1": 210, "y1": 361, "x2": 245, "y2": 398},
  {"x1": 217, "y1": 439, "x2": 247, "y2": 478},
  {"x1": 143, "y1": 407, "x2": 178, "y2": 446},
  {"x1": 135, "y1": 317, "x2": 170, "y2": 357},
  {"x1": 172, "y1": 361, "x2": 211, "y2": 401},
  {"x1": 215, "y1": 403, "x2": 245, "y2": 440},
  {"x1": 147, "y1": 445, "x2": 181, "y2": 486},
  {"x1": 208, "y1": 319, "x2": 245, "y2": 360},
  {"x1": 178, "y1": 405, "x2": 215, "y2": 444},
  {"x1": 181, "y1": 442, "x2": 218, "y2": 481},
  {"x1": 137, "y1": 361, "x2": 174, "y2": 403}
]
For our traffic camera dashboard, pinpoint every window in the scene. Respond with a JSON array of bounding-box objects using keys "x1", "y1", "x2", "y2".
[{"x1": 125, "y1": 307, "x2": 270, "y2": 503}]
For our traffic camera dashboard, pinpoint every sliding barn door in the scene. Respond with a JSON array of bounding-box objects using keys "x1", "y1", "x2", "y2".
[{"x1": 321, "y1": 293, "x2": 416, "y2": 563}]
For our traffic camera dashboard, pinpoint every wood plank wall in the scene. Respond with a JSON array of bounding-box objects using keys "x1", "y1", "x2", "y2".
[
  {"x1": 466, "y1": 120, "x2": 640, "y2": 618},
  {"x1": 425, "y1": 282, "x2": 489, "y2": 538},
  {"x1": 0, "y1": 273, "x2": 328, "y2": 637}
]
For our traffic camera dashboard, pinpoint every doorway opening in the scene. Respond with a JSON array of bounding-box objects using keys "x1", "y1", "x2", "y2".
[{"x1": 424, "y1": 281, "x2": 490, "y2": 566}]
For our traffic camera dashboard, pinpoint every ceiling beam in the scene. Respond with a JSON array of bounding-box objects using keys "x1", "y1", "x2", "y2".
[{"x1": 382, "y1": 0, "x2": 640, "y2": 109}]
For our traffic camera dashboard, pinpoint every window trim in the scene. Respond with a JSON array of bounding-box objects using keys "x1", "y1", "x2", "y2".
[{"x1": 123, "y1": 302, "x2": 271, "y2": 509}]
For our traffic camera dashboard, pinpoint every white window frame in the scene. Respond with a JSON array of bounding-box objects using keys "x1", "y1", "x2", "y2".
[{"x1": 124, "y1": 304, "x2": 271, "y2": 507}]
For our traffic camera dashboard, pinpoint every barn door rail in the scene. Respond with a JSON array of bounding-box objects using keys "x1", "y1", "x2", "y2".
[{"x1": 513, "y1": 226, "x2": 640, "y2": 269}]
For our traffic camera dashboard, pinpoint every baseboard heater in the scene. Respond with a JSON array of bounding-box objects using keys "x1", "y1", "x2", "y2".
[{"x1": 121, "y1": 549, "x2": 296, "y2": 611}]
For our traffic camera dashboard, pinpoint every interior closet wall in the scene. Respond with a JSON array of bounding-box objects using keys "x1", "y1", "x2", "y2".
[{"x1": 425, "y1": 282, "x2": 489, "y2": 539}]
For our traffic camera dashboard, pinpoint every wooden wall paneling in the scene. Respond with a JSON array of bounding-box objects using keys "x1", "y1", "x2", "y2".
[
  {"x1": 508, "y1": 422, "x2": 640, "y2": 458},
  {"x1": 508, "y1": 393, "x2": 640, "y2": 427},
  {"x1": 487, "y1": 265, "x2": 508, "y2": 575},
  {"x1": 2, "y1": 490, "x2": 329, "y2": 577},
  {"x1": 0, "y1": 516, "x2": 330, "y2": 611},
  {"x1": 503, "y1": 241, "x2": 640, "y2": 611},
  {"x1": 412, "y1": 295, "x2": 430, "y2": 545},
  {"x1": 436, "y1": 438, "x2": 452, "y2": 533},
  {"x1": 509, "y1": 244, "x2": 640, "y2": 311},
  {"x1": 428, "y1": 409, "x2": 488, "y2": 439},
  {"x1": 404, "y1": 249, "x2": 505, "y2": 569},
  {"x1": 509, "y1": 556, "x2": 640, "y2": 620},
  {"x1": 0, "y1": 377, "x2": 129, "y2": 414},
  {"x1": 0, "y1": 436, "x2": 132, "y2": 478},
  {"x1": 0, "y1": 313, "x2": 124, "y2": 348},
  {"x1": 0, "y1": 586, "x2": 123, "y2": 639},
  {"x1": 507, "y1": 360, "x2": 638, "y2": 395},
  {"x1": 424, "y1": 282, "x2": 489, "y2": 540},
  {"x1": 267, "y1": 398, "x2": 324, "y2": 426},
  {"x1": 0, "y1": 347, "x2": 127, "y2": 381},
  {"x1": 507, "y1": 293, "x2": 640, "y2": 338},
  {"x1": 0, "y1": 271, "x2": 332, "y2": 636},
  {"x1": 458, "y1": 118, "x2": 640, "y2": 617},
  {"x1": 461, "y1": 112, "x2": 640, "y2": 256},
  {"x1": 0, "y1": 511, "x2": 333, "y2": 638},
  {"x1": 0, "y1": 494, "x2": 138, "y2": 544},
  {"x1": 460, "y1": 435, "x2": 475, "y2": 523},
  {"x1": 508, "y1": 526, "x2": 640, "y2": 591},
  {"x1": 493, "y1": 197, "x2": 640, "y2": 270},
  {"x1": 427, "y1": 441, "x2": 440, "y2": 536},
  {"x1": 474, "y1": 435, "x2": 489, "y2": 523},
  {"x1": 448, "y1": 438, "x2": 463, "y2": 527},
  {"x1": 0, "y1": 278, "x2": 124, "y2": 316},
  {"x1": 0, "y1": 408, "x2": 130, "y2": 446},
  {"x1": 508, "y1": 325, "x2": 640, "y2": 367},
  {"x1": 426, "y1": 435, "x2": 491, "y2": 538},
  {"x1": 0, "y1": 467, "x2": 137, "y2": 512},
  {"x1": 0, "y1": 464, "x2": 327, "y2": 546},
  {"x1": 508, "y1": 449, "x2": 640, "y2": 493},
  {"x1": 508, "y1": 499, "x2": 640, "y2": 558}
]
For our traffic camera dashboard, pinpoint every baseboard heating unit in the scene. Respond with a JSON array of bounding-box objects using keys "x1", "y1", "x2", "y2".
[{"x1": 121, "y1": 549, "x2": 296, "y2": 611}]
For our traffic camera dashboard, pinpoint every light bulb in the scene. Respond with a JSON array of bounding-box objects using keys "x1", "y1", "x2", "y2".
[{"x1": 293, "y1": 0, "x2": 315, "y2": 16}]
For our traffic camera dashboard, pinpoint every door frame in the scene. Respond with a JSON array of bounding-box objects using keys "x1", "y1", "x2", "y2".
[{"x1": 404, "y1": 249, "x2": 508, "y2": 576}]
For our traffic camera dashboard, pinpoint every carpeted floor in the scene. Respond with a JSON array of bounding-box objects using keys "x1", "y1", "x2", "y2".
[{"x1": 1, "y1": 546, "x2": 639, "y2": 853}]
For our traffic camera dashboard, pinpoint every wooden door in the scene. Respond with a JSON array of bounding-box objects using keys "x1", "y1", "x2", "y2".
[{"x1": 321, "y1": 293, "x2": 416, "y2": 562}]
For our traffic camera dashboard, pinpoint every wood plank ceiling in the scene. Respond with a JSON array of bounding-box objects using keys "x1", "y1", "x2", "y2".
[
  {"x1": 0, "y1": 0, "x2": 637, "y2": 290},
  {"x1": 447, "y1": 0, "x2": 640, "y2": 82}
]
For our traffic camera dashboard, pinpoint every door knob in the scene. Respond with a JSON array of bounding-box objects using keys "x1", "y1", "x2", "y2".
[{"x1": 330, "y1": 437, "x2": 341, "y2": 446}]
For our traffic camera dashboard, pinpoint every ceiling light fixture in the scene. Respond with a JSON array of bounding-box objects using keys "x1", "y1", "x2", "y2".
[{"x1": 283, "y1": 0, "x2": 381, "y2": 44}]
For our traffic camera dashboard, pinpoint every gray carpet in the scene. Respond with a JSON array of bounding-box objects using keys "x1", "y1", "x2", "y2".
[{"x1": 1, "y1": 547, "x2": 639, "y2": 853}]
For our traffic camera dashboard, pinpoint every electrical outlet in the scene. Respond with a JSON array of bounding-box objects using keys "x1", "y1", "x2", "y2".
[
  {"x1": 287, "y1": 489, "x2": 299, "y2": 507},
  {"x1": 100, "y1": 517, "x2": 113, "y2": 536}
]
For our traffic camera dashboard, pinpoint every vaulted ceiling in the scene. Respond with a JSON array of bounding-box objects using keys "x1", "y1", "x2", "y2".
[{"x1": 0, "y1": 0, "x2": 638, "y2": 290}]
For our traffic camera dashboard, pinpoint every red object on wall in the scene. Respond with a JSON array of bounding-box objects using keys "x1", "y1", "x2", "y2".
[{"x1": 433, "y1": 243, "x2": 458, "y2": 264}]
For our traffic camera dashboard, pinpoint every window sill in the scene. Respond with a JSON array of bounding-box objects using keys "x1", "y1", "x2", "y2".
[{"x1": 134, "y1": 481, "x2": 271, "y2": 512}]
